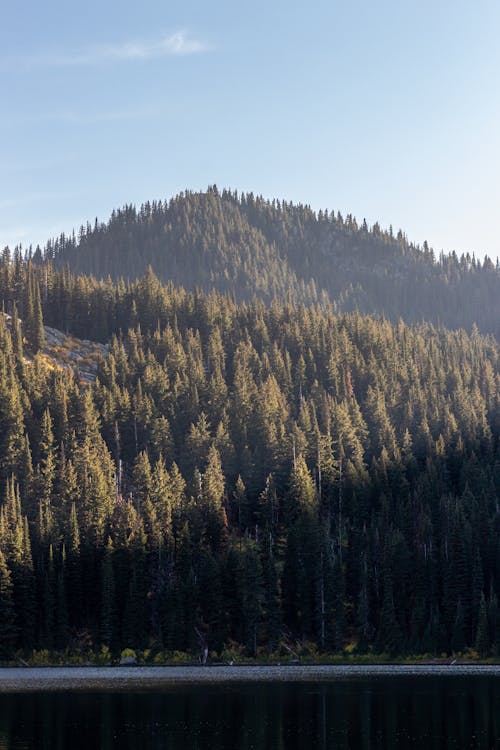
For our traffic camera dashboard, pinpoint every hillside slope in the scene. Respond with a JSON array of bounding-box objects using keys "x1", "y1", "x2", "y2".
[
  {"x1": 42, "y1": 187, "x2": 500, "y2": 336},
  {"x1": 0, "y1": 278, "x2": 499, "y2": 659}
]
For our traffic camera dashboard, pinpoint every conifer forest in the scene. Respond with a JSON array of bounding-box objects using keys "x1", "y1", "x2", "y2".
[{"x1": 0, "y1": 189, "x2": 499, "y2": 661}]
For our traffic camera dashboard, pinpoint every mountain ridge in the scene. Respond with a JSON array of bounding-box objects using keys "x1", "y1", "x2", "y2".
[{"x1": 32, "y1": 187, "x2": 499, "y2": 337}]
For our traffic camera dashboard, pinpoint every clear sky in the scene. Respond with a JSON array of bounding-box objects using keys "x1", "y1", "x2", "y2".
[{"x1": 1, "y1": 0, "x2": 499, "y2": 259}]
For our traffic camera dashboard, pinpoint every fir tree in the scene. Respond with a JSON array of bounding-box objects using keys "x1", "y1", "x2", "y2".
[
  {"x1": 0, "y1": 550, "x2": 17, "y2": 658},
  {"x1": 475, "y1": 591, "x2": 490, "y2": 657}
]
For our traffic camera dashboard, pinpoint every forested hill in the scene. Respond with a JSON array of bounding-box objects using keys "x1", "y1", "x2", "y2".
[
  {"x1": 39, "y1": 187, "x2": 500, "y2": 337},
  {"x1": 0, "y1": 260, "x2": 499, "y2": 660}
]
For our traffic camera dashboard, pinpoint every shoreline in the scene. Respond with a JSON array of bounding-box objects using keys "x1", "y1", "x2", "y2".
[{"x1": 1, "y1": 664, "x2": 500, "y2": 692}]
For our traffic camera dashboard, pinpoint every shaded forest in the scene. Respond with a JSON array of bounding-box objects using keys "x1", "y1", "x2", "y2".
[
  {"x1": 0, "y1": 257, "x2": 499, "y2": 660},
  {"x1": 34, "y1": 187, "x2": 500, "y2": 338}
]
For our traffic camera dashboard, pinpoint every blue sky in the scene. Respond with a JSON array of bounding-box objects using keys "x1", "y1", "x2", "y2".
[{"x1": 1, "y1": 0, "x2": 499, "y2": 259}]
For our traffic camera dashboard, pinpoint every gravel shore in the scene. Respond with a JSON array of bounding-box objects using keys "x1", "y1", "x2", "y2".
[{"x1": 1, "y1": 664, "x2": 500, "y2": 692}]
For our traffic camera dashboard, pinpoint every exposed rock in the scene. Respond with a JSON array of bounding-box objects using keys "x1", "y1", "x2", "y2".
[{"x1": 37, "y1": 325, "x2": 108, "y2": 383}]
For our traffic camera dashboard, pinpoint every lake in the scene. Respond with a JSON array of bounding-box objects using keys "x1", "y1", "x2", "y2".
[{"x1": 0, "y1": 669, "x2": 498, "y2": 749}]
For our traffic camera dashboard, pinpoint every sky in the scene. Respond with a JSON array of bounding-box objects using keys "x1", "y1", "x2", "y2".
[{"x1": 1, "y1": 0, "x2": 499, "y2": 259}]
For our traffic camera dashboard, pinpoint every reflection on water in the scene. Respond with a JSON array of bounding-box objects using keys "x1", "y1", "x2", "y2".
[{"x1": 0, "y1": 677, "x2": 498, "y2": 749}]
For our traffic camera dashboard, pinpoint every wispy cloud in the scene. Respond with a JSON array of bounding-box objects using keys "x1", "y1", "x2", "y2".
[
  {"x1": 41, "y1": 110, "x2": 153, "y2": 124},
  {"x1": 5, "y1": 108, "x2": 159, "y2": 127},
  {"x1": 1, "y1": 31, "x2": 210, "y2": 71}
]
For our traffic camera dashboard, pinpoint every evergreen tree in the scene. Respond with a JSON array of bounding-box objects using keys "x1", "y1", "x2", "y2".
[
  {"x1": 376, "y1": 573, "x2": 403, "y2": 655},
  {"x1": 475, "y1": 591, "x2": 490, "y2": 657},
  {"x1": 100, "y1": 538, "x2": 116, "y2": 647},
  {"x1": 0, "y1": 550, "x2": 17, "y2": 658},
  {"x1": 451, "y1": 599, "x2": 466, "y2": 654}
]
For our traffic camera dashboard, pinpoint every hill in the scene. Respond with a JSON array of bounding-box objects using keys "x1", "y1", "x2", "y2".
[
  {"x1": 40, "y1": 187, "x2": 500, "y2": 337},
  {"x1": 0, "y1": 202, "x2": 499, "y2": 662},
  {"x1": 0, "y1": 263, "x2": 498, "y2": 660}
]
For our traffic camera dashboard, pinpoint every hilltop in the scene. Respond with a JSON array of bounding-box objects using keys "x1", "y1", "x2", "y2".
[{"x1": 38, "y1": 187, "x2": 500, "y2": 337}]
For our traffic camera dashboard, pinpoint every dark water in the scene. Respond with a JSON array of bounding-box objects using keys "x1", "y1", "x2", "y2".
[{"x1": 0, "y1": 677, "x2": 499, "y2": 749}]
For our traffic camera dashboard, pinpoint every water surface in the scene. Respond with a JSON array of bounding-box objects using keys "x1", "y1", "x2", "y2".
[{"x1": 0, "y1": 672, "x2": 498, "y2": 749}]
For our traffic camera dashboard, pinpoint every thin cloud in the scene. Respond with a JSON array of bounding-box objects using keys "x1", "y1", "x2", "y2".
[
  {"x1": 7, "y1": 108, "x2": 159, "y2": 126},
  {"x1": 1, "y1": 31, "x2": 210, "y2": 71},
  {"x1": 43, "y1": 110, "x2": 153, "y2": 124}
]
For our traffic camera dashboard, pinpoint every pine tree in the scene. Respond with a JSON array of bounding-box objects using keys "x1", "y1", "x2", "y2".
[
  {"x1": 201, "y1": 446, "x2": 228, "y2": 553},
  {"x1": 475, "y1": 591, "x2": 490, "y2": 657},
  {"x1": 357, "y1": 556, "x2": 373, "y2": 652},
  {"x1": 123, "y1": 521, "x2": 149, "y2": 649},
  {"x1": 66, "y1": 502, "x2": 82, "y2": 628},
  {"x1": 11, "y1": 302, "x2": 24, "y2": 374},
  {"x1": 55, "y1": 546, "x2": 69, "y2": 649},
  {"x1": 0, "y1": 371, "x2": 25, "y2": 481},
  {"x1": 24, "y1": 272, "x2": 45, "y2": 353},
  {"x1": 233, "y1": 475, "x2": 249, "y2": 533},
  {"x1": 36, "y1": 409, "x2": 56, "y2": 544},
  {"x1": 451, "y1": 599, "x2": 466, "y2": 654},
  {"x1": 240, "y1": 541, "x2": 264, "y2": 656},
  {"x1": 376, "y1": 573, "x2": 403, "y2": 655},
  {"x1": 33, "y1": 280, "x2": 45, "y2": 352},
  {"x1": 41, "y1": 544, "x2": 56, "y2": 649},
  {"x1": 0, "y1": 550, "x2": 17, "y2": 658},
  {"x1": 11, "y1": 514, "x2": 36, "y2": 651},
  {"x1": 286, "y1": 454, "x2": 317, "y2": 522},
  {"x1": 100, "y1": 538, "x2": 116, "y2": 647},
  {"x1": 260, "y1": 531, "x2": 281, "y2": 651}
]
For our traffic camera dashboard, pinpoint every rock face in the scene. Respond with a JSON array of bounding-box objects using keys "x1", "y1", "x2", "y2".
[
  {"x1": 1, "y1": 312, "x2": 107, "y2": 382},
  {"x1": 38, "y1": 325, "x2": 108, "y2": 383}
]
